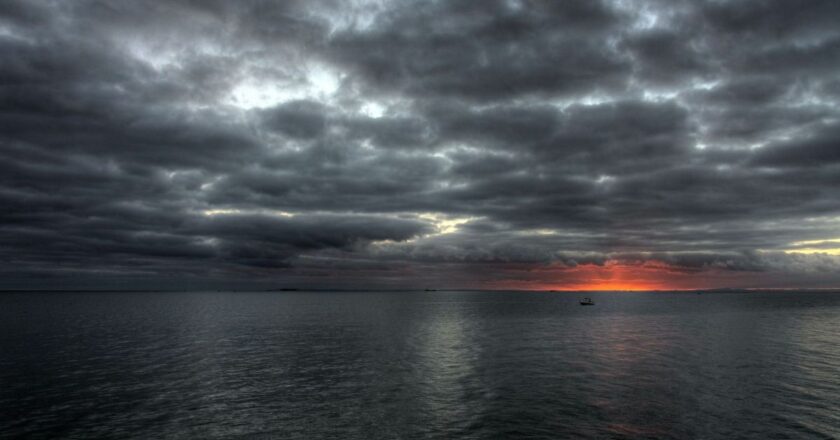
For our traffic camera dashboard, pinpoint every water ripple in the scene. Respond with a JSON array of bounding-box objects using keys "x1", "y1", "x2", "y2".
[{"x1": 1, "y1": 291, "x2": 839, "y2": 439}]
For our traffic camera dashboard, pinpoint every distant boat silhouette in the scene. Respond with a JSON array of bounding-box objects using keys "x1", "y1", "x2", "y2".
[{"x1": 579, "y1": 297, "x2": 595, "y2": 305}]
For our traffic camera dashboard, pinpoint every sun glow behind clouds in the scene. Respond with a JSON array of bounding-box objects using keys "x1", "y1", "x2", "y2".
[
  {"x1": 784, "y1": 238, "x2": 840, "y2": 255},
  {"x1": 494, "y1": 260, "x2": 759, "y2": 291},
  {"x1": 553, "y1": 261, "x2": 674, "y2": 291},
  {"x1": 417, "y1": 213, "x2": 478, "y2": 235}
]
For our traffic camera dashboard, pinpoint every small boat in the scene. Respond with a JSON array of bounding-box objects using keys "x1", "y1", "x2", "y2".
[{"x1": 579, "y1": 297, "x2": 595, "y2": 306}]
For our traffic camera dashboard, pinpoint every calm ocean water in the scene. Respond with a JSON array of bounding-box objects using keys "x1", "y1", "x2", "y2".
[{"x1": 1, "y1": 291, "x2": 838, "y2": 439}]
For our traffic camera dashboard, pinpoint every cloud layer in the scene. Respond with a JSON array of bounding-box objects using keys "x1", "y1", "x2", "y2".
[{"x1": 2, "y1": 0, "x2": 840, "y2": 289}]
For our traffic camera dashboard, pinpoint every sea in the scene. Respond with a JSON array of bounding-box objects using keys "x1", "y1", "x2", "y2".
[{"x1": 1, "y1": 290, "x2": 838, "y2": 439}]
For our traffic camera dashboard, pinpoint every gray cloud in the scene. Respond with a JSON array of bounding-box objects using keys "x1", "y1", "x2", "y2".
[{"x1": 2, "y1": 0, "x2": 840, "y2": 289}]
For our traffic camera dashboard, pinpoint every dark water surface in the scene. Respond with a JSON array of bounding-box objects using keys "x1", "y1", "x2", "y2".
[{"x1": 1, "y1": 291, "x2": 839, "y2": 439}]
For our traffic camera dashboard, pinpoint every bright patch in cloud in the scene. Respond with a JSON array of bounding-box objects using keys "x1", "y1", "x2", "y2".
[
  {"x1": 227, "y1": 64, "x2": 344, "y2": 109},
  {"x1": 784, "y1": 238, "x2": 840, "y2": 255},
  {"x1": 360, "y1": 101, "x2": 386, "y2": 118},
  {"x1": 418, "y1": 213, "x2": 479, "y2": 235}
]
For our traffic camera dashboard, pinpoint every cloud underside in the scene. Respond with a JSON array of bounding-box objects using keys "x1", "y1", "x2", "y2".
[{"x1": 2, "y1": 0, "x2": 840, "y2": 289}]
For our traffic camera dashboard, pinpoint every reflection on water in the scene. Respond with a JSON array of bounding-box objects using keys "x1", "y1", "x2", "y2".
[
  {"x1": 1, "y1": 291, "x2": 839, "y2": 439},
  {"x1": 413, "y1": 299, "x2": 485, "y2": 434}
]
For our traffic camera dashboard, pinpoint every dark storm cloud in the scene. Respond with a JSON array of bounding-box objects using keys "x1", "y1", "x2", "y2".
[
  {"x1": 620, "y1": 29, "x2": 711, "y2": 86},
  {"x1": 195, "y1": 212, "x2": 431, "y2": 269},
  {"x1": 260, "y1": 100, "x2": 328, "y2": 139},
  {"x1": 328, "y1": 0, "x2": 628, "y2": 101},
  {"x1": 751, "y1": 122, "x2": 840, "y2": 167},
  {"x1": 428, "y1": 102, "x2": 559, "y2": 147},
  {"x1": 2, "y1": 0, "x2": 840, "y2": 289}
]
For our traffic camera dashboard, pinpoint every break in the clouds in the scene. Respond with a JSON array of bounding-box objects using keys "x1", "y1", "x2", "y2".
[{"x1": 2, "y1": 0, "x2": 840, "y2": 290}]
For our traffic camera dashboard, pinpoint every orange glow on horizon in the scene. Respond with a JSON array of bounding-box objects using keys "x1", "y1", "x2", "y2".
[
  {"x1": 491, "y1": 259, "x2": 753, "y2": 291},
  {"x1": 550, "y1": 261, "x2": 677, "y2": 291}
]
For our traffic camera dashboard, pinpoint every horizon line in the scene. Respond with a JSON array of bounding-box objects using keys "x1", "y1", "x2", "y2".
[{"x1": 3, "y1": 287, "x2": 840, "y2": 293}]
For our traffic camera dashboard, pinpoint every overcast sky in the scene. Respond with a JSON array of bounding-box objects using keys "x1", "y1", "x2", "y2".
[{"x1": 2, "y1": 0, "x2": 840, "y2": 290}]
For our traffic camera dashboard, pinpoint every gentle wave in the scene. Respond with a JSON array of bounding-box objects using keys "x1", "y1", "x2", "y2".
[{"x1": 1, "y1": 291, "x2": 839, "y2": 439}]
